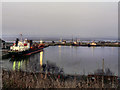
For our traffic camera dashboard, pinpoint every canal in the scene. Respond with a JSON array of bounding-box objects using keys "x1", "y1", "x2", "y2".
[{"x1": 1, "y1": 46, "x2": 118, "y2": 75}]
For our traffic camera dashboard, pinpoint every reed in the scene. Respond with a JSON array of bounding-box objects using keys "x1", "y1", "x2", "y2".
[{"x1": 2, "y1": 70, "x2": 119, "y2": 88}]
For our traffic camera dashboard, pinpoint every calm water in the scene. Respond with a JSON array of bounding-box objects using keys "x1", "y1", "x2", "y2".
[{"x1": 1, "y1": 46, "x2": 118, "y2": 75}]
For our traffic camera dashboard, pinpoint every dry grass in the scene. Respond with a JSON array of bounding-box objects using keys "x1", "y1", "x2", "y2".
[{"x1": 2, "y1": 70, "x2": 119, "y2": 88}]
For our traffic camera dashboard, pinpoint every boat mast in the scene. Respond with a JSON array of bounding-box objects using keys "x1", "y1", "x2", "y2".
[
  {"x1": 71, "y1": 35, "x2": 73, "y2": 42},
  {"x1": 20, "y1": 34, "x2": 23, "y2": 41}
]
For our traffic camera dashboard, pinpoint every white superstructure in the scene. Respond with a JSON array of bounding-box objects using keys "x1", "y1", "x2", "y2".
[{"x1": 10, "y1": 39, "x2": 30, "y2": 52}]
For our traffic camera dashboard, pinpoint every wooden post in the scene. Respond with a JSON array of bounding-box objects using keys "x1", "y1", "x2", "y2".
[
  {"x1": 102, "y1": 58, "x2": 104, "y2": 88},
  {"x1": 102, "y1": 76, "x2": 104, "y2": 88},
  {"x1": 94, "y1": 76, "x2": 96, "y2": 83},
  {"x1": 87, "y1": 77, "x2": 89, "y2": 88},
  {"x1": 44, "y1": 74, "x2": 47, "y2": 79},
  {"x1": 112, "y1": 77, "x2": 114, "y2": 88}
]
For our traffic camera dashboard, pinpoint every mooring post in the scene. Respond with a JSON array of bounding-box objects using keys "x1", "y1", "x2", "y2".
[
  {"x1": 102, "y1": 75, "x2": 104, "y2": 88},
  {"x1": 112, "y1": 76, "x2": 114, "y2": 88}
]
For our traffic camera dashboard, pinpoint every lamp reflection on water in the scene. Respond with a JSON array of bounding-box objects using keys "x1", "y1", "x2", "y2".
[
  {"x1": 58, "y1": 45, "x2": 61, "y2": 62},
  {"x1": 40, "y1": 51, "x2": 44, "y2": 72},
  {"x1": 9, "y1": 50, "x2": 64, "y2": 74},
  {"x1": 40, "y1": 51, "x2": 43, "y2": 66},
  {"x1": 12, "y1": 60, "x2": 24, "y2": 71},
  {"x1": 11, "y1": 51, "x2": 44, "y2": 72},
  {"x1": 11, "y1": 57, "x2": 29, "y2": 71},
  {"x1": 13, "y1": 61, "x2": 16, "y2": 70},
  {"x1": 91, "y1": 47, "x2": 95, "y2": 56},
  {"x1": 18, "y1": 61, "x2": 21, "y2": 70}
]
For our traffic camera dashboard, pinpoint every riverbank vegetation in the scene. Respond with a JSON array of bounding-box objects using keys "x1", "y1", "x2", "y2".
[{"x1": 2, "y1": 70, "x2": 120, "y2": 88}]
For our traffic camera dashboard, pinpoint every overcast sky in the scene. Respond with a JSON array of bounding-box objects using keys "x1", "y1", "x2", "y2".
[{"x1": 2, "y1": 2, "x2": 118, "y2": 40}]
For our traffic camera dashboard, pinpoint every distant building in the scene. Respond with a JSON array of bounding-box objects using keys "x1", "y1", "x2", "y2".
[
  {"x1": 73, "y1": 41, "x2": 77, "y2": 44},
  {"x1": 90, "y1": 42, "x2": 97, "y2": 46},
  {"x1": 40, "y1": 40, "x2": 43, "y2": 44},
  {"x1": 59, "y1": 38, "x2": 62, "y2": 43},
  {"x1": 62, "y1": 40, "x2": 66, "y2": 44},
  {"x1": 114, "y1": 42, "x2": 119, "y2": 45},
  {"x1": 99, "y1": 41, "x2": 105, "y2": 44},
  {"x1": 52, "y1": 41, "x2": 55, "y2": 43},
  {"x1": 0, "y1": 39, "x2": 6, "y2": 49}
]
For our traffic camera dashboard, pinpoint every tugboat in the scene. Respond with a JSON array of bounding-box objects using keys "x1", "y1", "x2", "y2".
[{"x1": 8, "y1": 36, "x2": 45, "y2": 57}]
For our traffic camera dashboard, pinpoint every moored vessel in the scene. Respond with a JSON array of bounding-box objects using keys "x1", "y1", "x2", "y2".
[{"x1": 8, "y1": 37, "x2": 45, "y2": 56}]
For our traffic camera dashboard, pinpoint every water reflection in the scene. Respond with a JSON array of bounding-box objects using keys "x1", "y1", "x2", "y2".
[
  {"x1": 11, "y1": 57, "x2": 29, "y2": 71},
  {"x1": 12, "y1": 61, "x2": 15, "y2": 70},
  {"x1": 1, "y1": 46, "x2": 118, "y2": 75},
  {"x1": 91, "y1": 47, "x2": 95, "y2": 56},
  {"x1": 9, "y1": 51, "x2": 64, "y2": 74},
  {"x1": 58, "y1": 45, "x2": 61, "y2": 62},
  {"x1": 40, "y1": 51, "x2": 43, "y2": 66},
  {"x1": 11, "y1": 58, "x2": 29, "y2": 71},
  {"x1": 10, "y1": 51, "x2": 44, "y2": 72},
  {"x1": 44, "y1": 46, "x2": 118, "y2": 75}
]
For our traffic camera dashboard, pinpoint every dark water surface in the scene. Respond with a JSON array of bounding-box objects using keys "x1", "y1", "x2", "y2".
[{"x1": 1, "y1": 46, "x2": 118, "y2": 75}]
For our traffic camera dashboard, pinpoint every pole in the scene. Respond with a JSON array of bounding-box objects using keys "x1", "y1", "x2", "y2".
[
  {"x1": 20, "y1": 34, "x2": 22, "y2": 41},
  {"x1": 102, "y1": 58, "x2": 104, "y2": 73}
]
